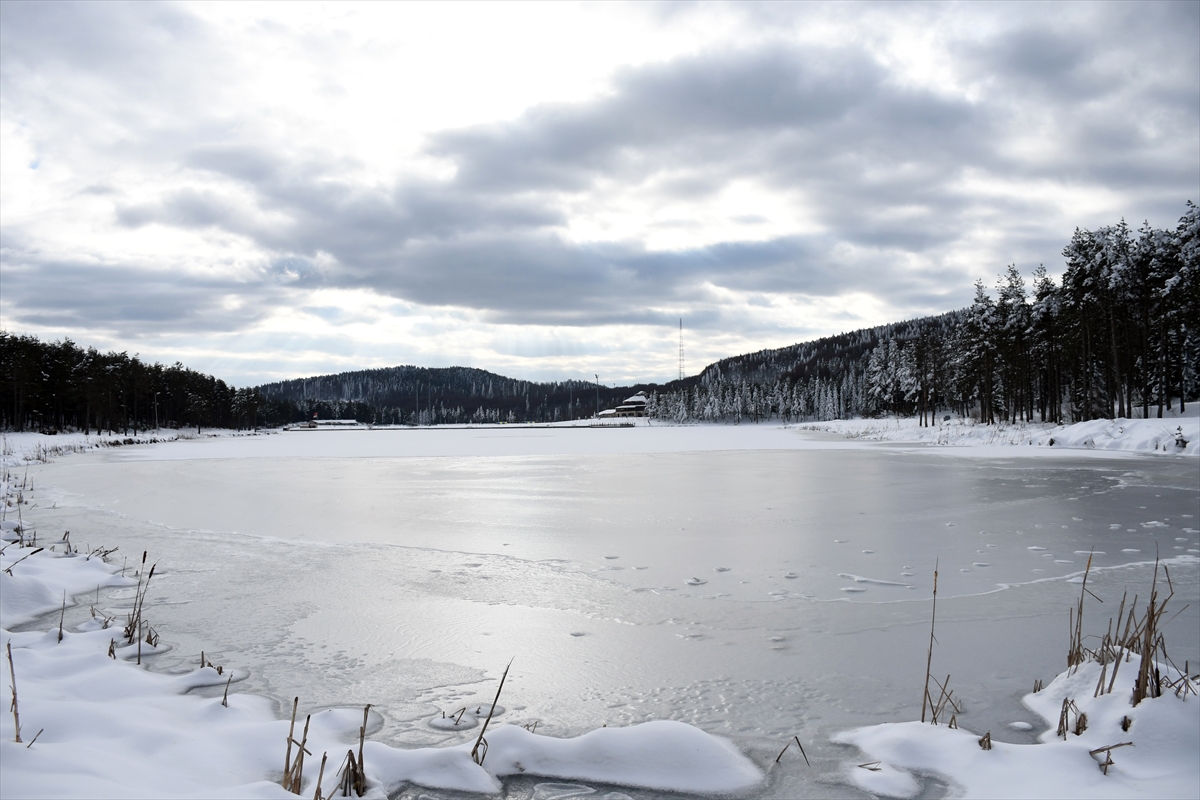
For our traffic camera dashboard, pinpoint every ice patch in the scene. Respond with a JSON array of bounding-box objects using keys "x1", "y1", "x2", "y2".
[
  {"x1": 837, "y1": 573, "x2": 911, "y2": 587},
  {"x1": 430, "y1": 712, "x2": 479, "y2": 730}
]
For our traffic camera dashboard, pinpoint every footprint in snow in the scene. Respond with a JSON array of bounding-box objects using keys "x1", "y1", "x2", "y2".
[
  {"x1": 973, "y1": 563, "x2": 990, "y2": 567},
  {"x1": 1028, "y1": 546, "x2": 1047, "y2": 551},
  {"x1": 900, "y1": 572, "x2": 914, "y2": 577},
  {"x1": 862, "y1": 550, "x2": 875, "y2": 554},
  {"x1": 714, "y1": 566, "x2": 731, "y2": 572},
  {"x1": 783, "y1": 572, "x2": 798, "y2": 579},
  {"x1": 686, "y1": 577, "x2": 707, "y2": 586},
  {"x1": 604, "y1": 555, "x2": 620, "y2": 560}
]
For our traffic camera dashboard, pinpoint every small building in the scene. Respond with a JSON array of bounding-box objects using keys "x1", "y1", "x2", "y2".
[{"x1": 609, "y1": 392, "x2": 648, "y2": 417}]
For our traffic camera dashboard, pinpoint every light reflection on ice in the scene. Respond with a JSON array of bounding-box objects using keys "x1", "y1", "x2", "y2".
[{"x1": 26, "y1": 428, "x2": 1200, "y2": 797}]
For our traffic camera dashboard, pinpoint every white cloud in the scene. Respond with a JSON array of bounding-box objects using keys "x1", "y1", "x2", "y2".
[{"x1": 1, "y1": 1, "x2": 1196, "y2": 386}]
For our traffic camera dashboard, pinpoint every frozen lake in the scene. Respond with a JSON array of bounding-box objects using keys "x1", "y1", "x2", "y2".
[{"x1": 25, "y1": 426, "x2": 1200, "y2": 798}]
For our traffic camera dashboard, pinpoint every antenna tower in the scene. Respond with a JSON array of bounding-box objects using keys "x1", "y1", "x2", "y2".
[{"x1": 678, "y1": 318, "x2": 684, "y2": 381}]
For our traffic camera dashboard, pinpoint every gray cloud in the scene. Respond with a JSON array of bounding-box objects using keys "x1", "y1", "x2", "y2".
[{"x1": 2, "y1": 1, "x2": 1197, "y2": 350}]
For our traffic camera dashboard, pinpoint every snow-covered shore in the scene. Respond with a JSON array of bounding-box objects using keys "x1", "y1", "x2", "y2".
[
  {"x1": 795, "y1": 410, "x2": 1198, "y2": 457},
  {"x1": 5, "y1": 527, "x2": 1195, "y2": 799},
  {"x1": 0, "y1": 538, "x2": 763, "y2": 798},
  {"x1": 836, "y1": 655, "x2": 1199, "y2": 799},
  {"x1": 2, "y1": 421, "x2": 1197, "y2": 798}
]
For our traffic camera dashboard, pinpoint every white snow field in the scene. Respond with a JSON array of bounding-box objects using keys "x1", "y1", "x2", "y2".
[
  {"x1": 2, "y1": 422, "x2": 1198, "y2": 798},
  {"x1": 796, "y1": 407, "x2": 1198, "y2": 457}
]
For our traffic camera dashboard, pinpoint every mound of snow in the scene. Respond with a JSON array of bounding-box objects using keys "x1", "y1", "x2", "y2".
[
  {"x1": 835, "y1": 657, "x2": 1199, "y2": 798},
  {"x1": 797, "y1": 409, "x2": 1198, "y2": 456},
  {"x1": 1, "y1": 541, "x2": 763, "y2": 798}
]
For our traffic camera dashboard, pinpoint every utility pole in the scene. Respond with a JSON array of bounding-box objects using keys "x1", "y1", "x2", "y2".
[{"x1": 679, "y1": 318, "x2": 684, "y2": 381}]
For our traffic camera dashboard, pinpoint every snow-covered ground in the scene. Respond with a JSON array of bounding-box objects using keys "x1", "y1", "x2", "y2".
[
  {"x1": 2, "y1": 421, "x2": 1197, "y2": 798},
  {"x1": 837, "y1": 654, "x2": 1198, "y2": 799},
  {"x1": 1, "y1": 513, "x2": 761, "y2": 798},
  {"x1": 795, "y1": 408, "x2": 1199, "y2": 457}
]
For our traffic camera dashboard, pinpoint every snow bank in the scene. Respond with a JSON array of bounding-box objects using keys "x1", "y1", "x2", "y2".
[
  {"x1": 835, "y1": 657, "x2": 1200, "y2": 799},
  {"x1": 1, "y1": 429, "x2": 263, "y2": 468},
  {"x1": 0, "y1": 539, "x2": 763, "y2": 798},
  {"x1": 798, "y1": 409, "x2": 1198, "y2": 456}
]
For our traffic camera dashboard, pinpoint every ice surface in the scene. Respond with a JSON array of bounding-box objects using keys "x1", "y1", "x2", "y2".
[{"x1": 6, "y1": 424, "x2": 1199, "y2": 797}]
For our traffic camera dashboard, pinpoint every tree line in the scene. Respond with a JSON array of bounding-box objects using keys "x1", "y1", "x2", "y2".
[
  {"x1": 0, "y1": 336, "x2": 669, "y2": 432},
  {"x1": 644, "y1": 201, "x2": 1197, "y2": 425},
  {"x1": 254, "y1": 365, "x2": 662, "y2": 426},
  {"x1": 0, "y1": 333, "x2": 263, "y2": 433}
]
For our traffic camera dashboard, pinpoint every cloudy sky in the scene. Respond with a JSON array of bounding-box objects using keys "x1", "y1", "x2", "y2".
[{"x1": 1, "y1": 1, "x2": 1197, "y2": 387}]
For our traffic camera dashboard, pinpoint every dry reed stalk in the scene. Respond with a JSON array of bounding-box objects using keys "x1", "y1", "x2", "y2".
[
  {"x1": 977, "y1": 731, "x2": 991, "y2": 750},
  {"x1": 25, "y1": 728, "x2": 42, "y2": 748},
  {"x1": 3, "y1": 547, "x2": 43, "y2": 576},
  {"x1": 57, "y1": 591, "x2": 66, "y2": 643},
  {"x1": 1089, "y1": 741, "x2": 1133, "y2": 775},
  {"x1": 354, "y1": 705, "x2": 369, "y2": 795},
  {"x1": 222, "y1": 674, "x2": 232, "y2": 708},
  {"x1": 773, "y1": 735, "x2": 810, "y2": 766},
  {"x1": 284, "y1": 714, "x2": 313, "y2": 794},
  {"x1": 471, "y1": 659, "x2": 512, "y2": 766},
  {"x1": 1068, "y1": 552, "x2": 1098, "y2": 672},
  {"x1": 920, "y1": 560, "x2": 939, "y2": 723},
  {"x1": 6, "y1": 641, "x2": 21, "y2": 743},
  {"x1": 123, "y1": 552, "x2": 157, "y2": 644},
  {"x1": 1133, "y1": 558, "x2": 1174, "y2": 705},
  {"x1": 311, "y1": 751, "x2": 327, "y2": 800},
  {"x1": 858, "y1": 761, "x2": 882, "y2": 771},
  {"x1": 283, "y1": 698, "x2": 299, "y2": 789}
]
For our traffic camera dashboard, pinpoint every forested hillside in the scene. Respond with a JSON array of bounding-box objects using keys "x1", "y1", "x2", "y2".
[
  {"x1": 254, "y1": 367, "x2": 678, "y2": 426},
  {"x1": 3, "y1": 201, "x2": 1195, "y2": 432},
  {"x1": 646, "y1": 202, "x2": 1198, "y2": 424}
]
